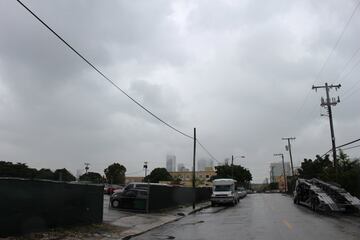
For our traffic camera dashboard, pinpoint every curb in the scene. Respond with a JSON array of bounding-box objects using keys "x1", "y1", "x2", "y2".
[
  {"x1": 121, "y1": 215, "x2": 184, "y2": 240},
  {"x1": 121, "y1": 204, "x2": 211, "y2": 239},
  {"x1": 188, "y1": 204, "x2": 211, "y2": 215}
]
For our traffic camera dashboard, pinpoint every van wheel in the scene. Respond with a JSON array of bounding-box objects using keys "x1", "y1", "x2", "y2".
[{"x1": 111, "y1": 200, "x2": 120, "y2": 208}]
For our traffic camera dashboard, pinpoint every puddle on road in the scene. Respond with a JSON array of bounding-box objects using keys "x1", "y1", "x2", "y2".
[{"x1": 150, "y1": 234, "x2": 176, "y2": 239}]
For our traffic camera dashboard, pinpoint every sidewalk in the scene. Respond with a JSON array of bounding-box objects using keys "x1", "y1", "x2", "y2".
[
  {"x1": 1, "y1": 198, "x2": 210, "y2": 240},
  {"x1": 106, "y1": 201, "x2": 211, "y2": 239}
]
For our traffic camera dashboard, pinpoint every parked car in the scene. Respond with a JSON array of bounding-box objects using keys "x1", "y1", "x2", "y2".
[
  {"x1": 123, "y1": 182, "x2": 150, "y2": 191},
  {"x1": 113, "y1": 186, "x2": 124, "y2": 194},
  {"x1": 104, "y1": 184, "x2": 122, "y2": 195},
  {"x1": 121, "y1": 182, "x2": 170, "y2": 192},
  {"x1": 211, "y1": 179, "x2": 239, "y2": 206},
  {"x1": 237, "y1": 187, "x2": 247, "y2": 198},
  {"x1": 110, "y1": 188, "x2": 148, "y2": 209}
]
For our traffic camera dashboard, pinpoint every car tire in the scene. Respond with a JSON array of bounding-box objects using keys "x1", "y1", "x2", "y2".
[
  {"x1": 211, "y1": 201, "x2": 216, "y2": 207},
  {"x1": 111, "y1": 200, "x2": 120, "y2": 208}
]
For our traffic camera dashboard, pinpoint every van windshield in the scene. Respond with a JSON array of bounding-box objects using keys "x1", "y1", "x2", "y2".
[{"x1": 214, "y1": 185, "x2": 231, "y2": 191}]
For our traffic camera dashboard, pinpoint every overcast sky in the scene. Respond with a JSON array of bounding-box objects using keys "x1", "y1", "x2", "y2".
[{"x1": 1, "y1": 0, "x2": 360, "y2": 182}]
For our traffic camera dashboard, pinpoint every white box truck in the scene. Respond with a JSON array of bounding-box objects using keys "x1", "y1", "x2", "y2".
[{"x1": 211, "y1": 179, "x2": 239, "y2": 206}]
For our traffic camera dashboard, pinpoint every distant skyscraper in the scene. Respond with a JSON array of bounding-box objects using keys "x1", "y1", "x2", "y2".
[
  {"x1": 197, "y1": 158, "x2": 214, "y2": 171},
  {"x1": 166, "y1": 154, "x2": 176, "y2": 172}
]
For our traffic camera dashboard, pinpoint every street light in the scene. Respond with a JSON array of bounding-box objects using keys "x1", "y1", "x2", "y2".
[{"x1": 274, "y1": 153, "x2": 287, "y2": 192}]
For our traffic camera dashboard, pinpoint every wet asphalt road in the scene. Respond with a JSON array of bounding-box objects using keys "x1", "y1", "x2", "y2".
[{"x1": 131, "y1": 193, "x2": 360, "y2": 240}]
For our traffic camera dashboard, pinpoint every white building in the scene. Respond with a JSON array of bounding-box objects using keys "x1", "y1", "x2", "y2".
[
  {"x1": 166, "y1": 154, "x2": 176, "y2": 172},
  {"x1": 270, "y1": 162, "x2": 292, "y2": 182}
]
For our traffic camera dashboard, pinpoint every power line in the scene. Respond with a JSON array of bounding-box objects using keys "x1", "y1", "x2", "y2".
[
  {"x1": 336, "y1": 45, "x2": 360, "y2": 82},
  {"x1": 322, "y1": 138, "x2": 360, "y2": 157},
  {"x1": 16, "y1": 0, "x2": 193, "y2": 140},
  {"x1": 342, "y1": 84, "x2": 360, "y2": 100},
  {"x1": 341, "y1": 144, "x2": 360, "y2": 150},
  {"x1": 338, "y1": 56, "x2": 360, "y2": 94},
  {"x1": 321, "y1": 149, "x2": 332, "y2": 158},
  {"x1": 341, "y1": 144, "x2": 360, "y2": 151},
  {"x1": 196, "y1": 139, "x2": 220, "y2": 164},
  {"x1": 313, "y1": 0, "x2": 360, "y2": 85},
  {"x1": 336, "y1": 138, "x2": 360, "y2": 149},
  {"x1": 294, "y1": 0, "x2": 360, "y2": 122},
  {"x1": 16, "y1": 0, "x2": 221, "y2": 163},
  {"x1": 340, "y1": 57, "x2": 360, "y2": 100}
]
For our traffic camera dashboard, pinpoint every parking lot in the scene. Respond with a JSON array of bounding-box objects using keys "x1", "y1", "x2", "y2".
[{"x1": 103, "y1": 194, "x2": 133, "y2": 223}]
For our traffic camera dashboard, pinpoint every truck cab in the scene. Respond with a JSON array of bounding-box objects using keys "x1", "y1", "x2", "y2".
[{"x1": 211, "y1": 179, "x2": 239, "y2": 206}]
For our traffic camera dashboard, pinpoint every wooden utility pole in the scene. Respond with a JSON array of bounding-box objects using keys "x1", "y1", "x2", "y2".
[
  {"x1": 312, "y1": 83, "x2": 341, "y2": 177},
  {"x1": 192, "y1": 128, "x2": 196, "y2": 210},
  {"x1": 282, "y1": 137, "x2": 295, "y2": 176}
]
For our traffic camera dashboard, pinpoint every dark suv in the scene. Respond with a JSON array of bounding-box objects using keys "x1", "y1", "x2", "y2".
[{"x1": 110, "y1": 188, "x2": 148, "y2": 209}]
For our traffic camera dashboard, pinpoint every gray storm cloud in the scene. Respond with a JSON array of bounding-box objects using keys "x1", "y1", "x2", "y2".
[{"x1": 0, "y1": 0, "x2": 359, "y2": 182}]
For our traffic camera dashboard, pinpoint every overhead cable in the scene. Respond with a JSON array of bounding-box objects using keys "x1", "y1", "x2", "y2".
[
  {"x1": 16, "y1": 0, "x2": 193, "y2": 140},
  {"x1": 16, "y1": 0, "x2": 222, "y2": 163},
  {"x1": 341, "y1": 144, "x2": 360, "y2": 151},
  {"x1": 294, "y1": 0, "x2": 360, "y2": 122},
  {"x1": 322, "y1": 138, "x2": 360, "y2": 157},
  {"x1": 196, "y1": 139, "x2": 220, "y2": 164}
]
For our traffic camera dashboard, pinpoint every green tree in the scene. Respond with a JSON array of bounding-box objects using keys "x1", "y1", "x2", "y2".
[
  {"x1": 0, "y1": 161, "x2": 37, "y2": 179},
  {"x1": 298, "y1": 151, "x2": 360, "y2": 198},
  {"x1": 79, "y1": 172, "x2": 103, "y2": 183},
  {"x1": 104, "y1": 163, "x2": 126, "y2": 184},
  {"x1": 211, "y1": 164, "x2": 252, "y2": 187},
  {"x1": 269, "y1": 182, "x2": 279, "y2": 190},
  {"x1": 35, "y1": 168, "x2": 55, "y2": 180},
  {"x1": 143, "y1": 168, "x2": 173, "y2": 183},
  {"x1": 330, "y1": 151, "x2": 360, "y2": 197},
  {"x1": 298, "y1": 155, "x2": 332, "y2": 179},
  {"x1": 54, "y1": 168, "x2": 76, "y2": 182}
]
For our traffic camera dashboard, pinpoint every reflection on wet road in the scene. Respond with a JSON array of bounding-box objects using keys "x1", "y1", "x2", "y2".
[{"x1": 131, "y1": 194, "x2": 360, "y2": 240}]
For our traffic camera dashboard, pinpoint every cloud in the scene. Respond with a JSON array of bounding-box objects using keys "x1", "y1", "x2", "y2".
[{"x1": 0, "y1": 0, "x2": 359, "y2": 182}]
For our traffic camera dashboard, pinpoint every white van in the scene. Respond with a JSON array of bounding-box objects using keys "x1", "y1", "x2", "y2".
[{"x1": 211, "y1": 179, "x2": 239, "y2": 206}]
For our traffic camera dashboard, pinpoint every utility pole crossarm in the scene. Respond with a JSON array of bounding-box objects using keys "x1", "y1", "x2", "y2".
[{"x1": 312, "y1": 84, "x2": 341, "y2": 90}]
